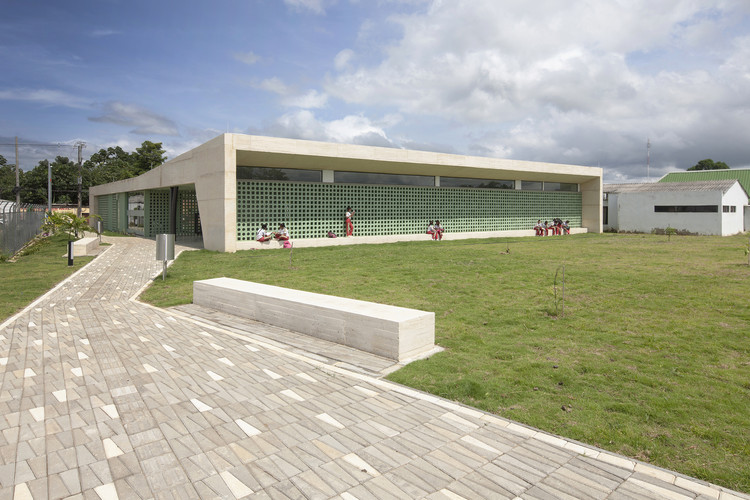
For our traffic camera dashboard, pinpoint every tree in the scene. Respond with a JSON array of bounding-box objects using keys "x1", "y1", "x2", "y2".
[
  {"x1": 85, "y1": 140, "x2": 167, "y2": 186},
  {"x1": 0, "y1": 154, "x2": 18, "y2": 200},
  {"x1": 22, "y1": 156, "x2": 80, "y2": 205},
  {"x1": 84, "y1": 146, "x2": 135, "y2": 185},
  {"x1": 13, "y1": 140, "x2": 168, "y2": 204},
  {"x1": 687, "y1": 159, "x2": 730, "y2": 171},
  {"x1": 131, "y1": 141, "x2": 167, "y2": 176}
]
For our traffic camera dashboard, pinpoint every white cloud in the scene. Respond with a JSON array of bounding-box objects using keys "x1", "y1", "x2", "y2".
[
  {"x1": 0, "y1": 88, "x2": 90, "y2": 109},
  {"x1": 323, "y1": 0, "x2": 750, "y2": 179},
  {"x1": 283, "y1": 0, "x2": 331, "y2": 14},
  {"x1": 281, "y1": 90, "x2": 328, "y2": 109},
  {"x1": 334, "y1": 49, "x2": 355, "y2": 70},
  {"x1": 259, "y1": 109, "x2": 399, "y2": 147},
  {"x1": 255, "y1": 78, "x2": 328, "y2": 109},
  {"x1": 720, "y1": 35, "x2": 750, "y2": 89},
  {"x1": 256, "y1": 77, "x2": 292, "y2": 96},
  {"x1": 234, "y1": 51, "x2": 261, "y2": 65},
  {"x1": 89, "y1": 101, "x2": 179, "y2": 136}
]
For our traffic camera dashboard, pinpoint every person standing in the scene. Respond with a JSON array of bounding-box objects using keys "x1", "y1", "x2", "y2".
[{"x1": 345, "y1": 206, "x2": 355, "y2": 236}]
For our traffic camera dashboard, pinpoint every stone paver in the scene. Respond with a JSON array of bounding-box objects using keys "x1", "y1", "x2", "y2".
[{"x1": 0, "y1": 236, "x2": 748, "y2": 500}]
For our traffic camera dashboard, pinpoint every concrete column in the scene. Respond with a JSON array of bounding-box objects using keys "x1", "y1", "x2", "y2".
[
  {"x1": 192, "y1": 134, "x2": 236, "y2": 251},
  {"x1": 323, "y1": 170, "x2": 334, "y2": 183},
  {"x1": 580, "y1": 177, "x2": 602, "y2": 233}
]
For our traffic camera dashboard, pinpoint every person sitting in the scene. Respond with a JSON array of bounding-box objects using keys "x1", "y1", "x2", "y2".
[
  {"x1": 256, "y1": 223, "x2": 272, "y2": 242},
  {"x1": 563, "y1": 220, "x2": 570, "y2": 234},
  {"x1": 427, "y1": 220, "x2": 436, "y2": 240},
  {"x1": 434, "y1": 220, "x2": 444, "y2": 240},
  {"x1": 543, "y1": 221, "x2": 550, "y2": 236},
  {"x1": 274, "y1": 223, "x2": 290, "y2": 241},
  {"x1": 534, "y1": 220, "x2": 544, "y2": 236}
]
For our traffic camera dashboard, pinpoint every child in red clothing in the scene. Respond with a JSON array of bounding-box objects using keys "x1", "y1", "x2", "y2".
[
  {"x1": 434, "y1": 220, "x2": 444, "y2": 240},
  {"x1": 427, "y1": 221, "x2": 436, "y2": 240},
  {"x1": 256, "y1": 223, "x2": 272, "y2": 242},
  {"x1": 345, "y1": 207, "x2": 354, "y2": 236},
  {"x1": 274, "y1": 223, "x2": 290, "y2": 241}
]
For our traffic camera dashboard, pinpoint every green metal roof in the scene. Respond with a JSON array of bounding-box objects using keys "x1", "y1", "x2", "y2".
[{"x1": 659, "y1": 169, "x2": 750, "y2": 194}]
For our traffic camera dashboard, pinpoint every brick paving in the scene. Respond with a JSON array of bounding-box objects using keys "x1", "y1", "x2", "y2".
[{"x1": 1, "y1": 236, "x2": 747, "y2": 500}]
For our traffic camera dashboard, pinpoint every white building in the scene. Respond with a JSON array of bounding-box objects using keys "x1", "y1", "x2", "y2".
[
  {"x1": 90, "y1": 134, "x2": 602, "y2": 252},
  {"x1": 603, "y1": 180, "x2": 748, "y2": 236}
]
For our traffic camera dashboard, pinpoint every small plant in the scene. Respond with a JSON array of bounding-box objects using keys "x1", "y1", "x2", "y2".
[
  {"x1": 665, "y1": 226, "x2": 677, "y2": 241},
  {"x1": 553, "y1": 265, "x2": 566, "y2": 317},
  {"x1": 744, "y1": 236, "x2": 750, "y2": 266},
  {"x1": 41, "y1": 213, "x2": 100, "y2": 241}
]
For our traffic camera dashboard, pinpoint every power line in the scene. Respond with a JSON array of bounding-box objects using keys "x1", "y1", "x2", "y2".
[
  {"x1": 0, "y1": 139, "x2": 84, "y2": 211},
  {"x1": 0, "y1": 142, "x2": 65, "y2": 147}
]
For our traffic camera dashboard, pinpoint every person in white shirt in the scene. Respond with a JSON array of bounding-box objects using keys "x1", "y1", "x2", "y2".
[
  {"x1": 274, "y1": 223, "x2": 290, "y2": 241},
  {"x1": 434, "y1": 220, "x2": 444, "y2": 240},
  {"x1": 256, "y1": 223, "x2": 272, "y2": 242}
]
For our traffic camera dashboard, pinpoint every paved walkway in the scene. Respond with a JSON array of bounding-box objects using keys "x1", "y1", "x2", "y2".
[{"x1": 1, "y1": 236, "x2": 747, "y2": 500}]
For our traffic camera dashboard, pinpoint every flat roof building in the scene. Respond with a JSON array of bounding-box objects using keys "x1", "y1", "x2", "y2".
[{"x1": 90, "y1": 134, "x2": 603, "y2": 251}]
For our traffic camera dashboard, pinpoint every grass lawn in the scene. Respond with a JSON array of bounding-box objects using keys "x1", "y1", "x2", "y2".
[
  {"x1": 145, "y1": 233, "x2": 748, "y2": 492},
  {"x1": 0, "y1": 234, "x2": 95, "y2": 320}
]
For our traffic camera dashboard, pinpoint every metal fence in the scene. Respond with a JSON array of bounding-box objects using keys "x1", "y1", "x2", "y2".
[{"x1": 0, "y1": 200, "x2": 48, "y2": 257}]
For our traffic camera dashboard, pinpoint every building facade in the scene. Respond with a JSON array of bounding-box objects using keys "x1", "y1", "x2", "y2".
[
  {"x1": 603, "y1": 180, "x2": 748, "y2": 236},
  {"x1": 90, "y1": 134, "x2": 603, "y2": 251}
]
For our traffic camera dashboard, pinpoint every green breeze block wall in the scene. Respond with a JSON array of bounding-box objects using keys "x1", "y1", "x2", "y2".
[
  {"x1": 177, "y1": 190, "x2": 201, "y2": 237},
  {"x1": 96, "y1": 194, "x2": 119, "y2": 232},
  {"x1": 146, "y1": 190, "x2": 170, "y2": 237},
  {"x1": 237, "y1": 180, "x2": 582, "y2": 240},
  {"x1": 144, "y1": 188, "x2": 200, "y2": 238}
]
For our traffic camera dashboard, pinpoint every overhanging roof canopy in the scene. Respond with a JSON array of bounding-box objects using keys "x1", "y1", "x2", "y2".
[{"x1": 233, "y1": 135, "x2": 600, "y2": 184}]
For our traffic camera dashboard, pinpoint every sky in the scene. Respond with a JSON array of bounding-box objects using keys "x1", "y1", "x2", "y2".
[{"x1": 1, "y1": 0, "x2": 749, "y2": 183}]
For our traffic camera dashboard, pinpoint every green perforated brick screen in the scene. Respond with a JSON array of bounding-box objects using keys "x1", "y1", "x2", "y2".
[
  {"x1": 143, "y1": 188, "x2": 200, "y2": 237},
  {"x1": 177, "y1": 190, "x2": 200, "y2": 236},
  {"x1": 96, "y1": 194, "x2": 118, "y2": 231},
  {"x1": 145, "y1": 190, "x2": 170, "y2": 237},
  {"x1": 237, "y1": 180, "x2": 582, "y2": 240}
]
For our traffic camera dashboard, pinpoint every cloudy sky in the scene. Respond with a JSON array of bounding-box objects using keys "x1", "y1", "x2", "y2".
[{"x1": 1, "y1": 0, "x2": 749, "y2": 182}]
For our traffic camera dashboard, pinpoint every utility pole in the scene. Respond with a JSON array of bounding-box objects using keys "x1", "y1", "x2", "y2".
[
  {"x1": 48, "y1": 160, "x2": 52, "y2": 214},
  {"x1": 15, "y1": 137, "x2": 20, "y2": 206},
  {"x1": 647, "y1": 138, "x2": 651, "y2": 181},
  {"x1": 76, "y1": 142, "x2": 85, "y2": 217},
  {"x1": 0, "y1": 140, "x2": 66, "y2": 212}
]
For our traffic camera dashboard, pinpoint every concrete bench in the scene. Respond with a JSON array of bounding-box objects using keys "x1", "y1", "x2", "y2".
[
  {"x1": 193, "y1": 277, "x2": 436, "y2": 362},
  {"x1": 72, "y1": 236, "x2": 99, "y2": 256}
]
